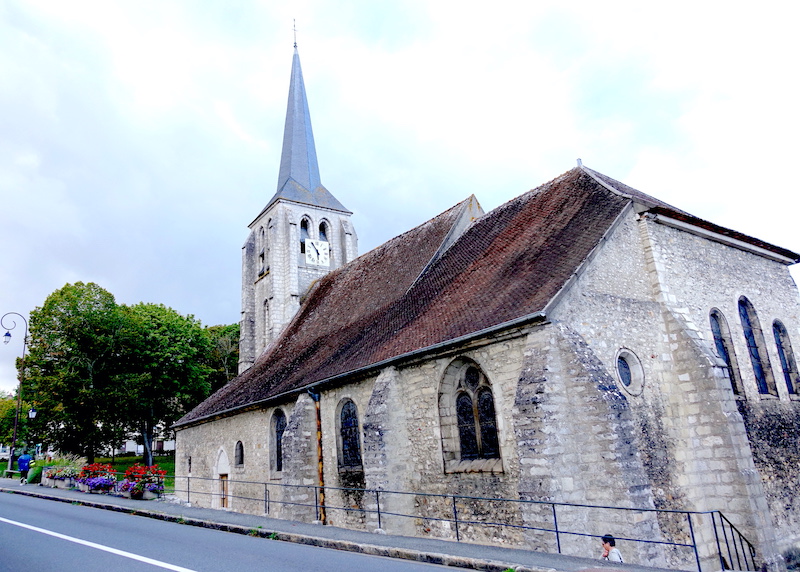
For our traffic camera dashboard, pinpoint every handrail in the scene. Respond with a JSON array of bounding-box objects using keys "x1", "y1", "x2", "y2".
[{"x1": 162, "y1": 474, "x2": 757, "y2": 572}]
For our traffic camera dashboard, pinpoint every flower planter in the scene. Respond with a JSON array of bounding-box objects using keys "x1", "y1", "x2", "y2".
[
  {"x1": 54, "y1": 478, "x2": 74, "y2": 489},
  {"x1": 122, "y1": 489, "x2": 159, "y2": 500}
]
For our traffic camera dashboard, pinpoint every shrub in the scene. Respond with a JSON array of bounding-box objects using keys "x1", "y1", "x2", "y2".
[{"x1": 27, "y1": 464, "x2": 43, "y2": 484}]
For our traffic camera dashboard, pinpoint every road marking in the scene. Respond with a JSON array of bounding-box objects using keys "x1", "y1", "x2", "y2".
[{"x1": 0, "y1": 515, "x2": 197, "y2": 571}]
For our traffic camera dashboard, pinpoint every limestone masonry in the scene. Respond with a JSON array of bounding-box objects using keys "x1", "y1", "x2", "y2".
[{"x1": 174, "y1": 47, "x2": 800, "y2": 572}]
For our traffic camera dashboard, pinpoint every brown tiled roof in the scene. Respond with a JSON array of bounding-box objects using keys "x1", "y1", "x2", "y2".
[
  {"x1": 177, "y1": 166, "x2": 799, "y2": 427},
  {"x1": 177, "y1": 168, "x2": 633, "y2": 426}
]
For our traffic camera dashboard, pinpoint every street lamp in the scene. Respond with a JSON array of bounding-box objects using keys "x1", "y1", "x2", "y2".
[
  {"x1": 2, "y1": 312, "x2": 29, "y2": 474},
  {"x1": 28, "y1": 407, "x2": 38, "y2": 458}
]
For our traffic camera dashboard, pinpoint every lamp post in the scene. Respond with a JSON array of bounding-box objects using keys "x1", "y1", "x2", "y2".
[
  {"x1": 2, "y1": 312, "x2": 29, "y2": 474},
  {"x1": 28, "y1": 407, "x2": 38, "y2": 458}
]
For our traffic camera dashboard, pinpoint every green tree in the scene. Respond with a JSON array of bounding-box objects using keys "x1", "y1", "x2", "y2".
[
  {"x1": 0, "y1": 392, "x2": 37, "y2": 454},
  {"x1": 204, "y1": 323, "x2": 240, "y2": 393},
  {"x1": 0, "y1": 391, "x2": 16, "y2": 446},
  {"x1": 23, "y1": 282, "x2": 125, "y2": 462},
  {"x1": 120, "y1": 303, "x2": 212, "y2": 466}
]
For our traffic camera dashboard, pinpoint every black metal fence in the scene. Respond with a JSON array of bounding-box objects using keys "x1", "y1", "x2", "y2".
[{"x1": 168, "y1": 475, "x2": 756, "y2": 572}]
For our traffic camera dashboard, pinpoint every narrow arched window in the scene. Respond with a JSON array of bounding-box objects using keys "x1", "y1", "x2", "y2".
[
  {"x1": 739, "y1": 297, "x2": 776, "y2": 395},
  {"x1": 456, "y1": 392, "x2": 479, "y2": 460},
  {"x1": 319, "y1": 221, "x2": 328, "y2": 242},
  {"x1": 710, "y1": 309, "x2": 743, "y2": 395},
  {"x1": 338, "y1": 399, "x2": 362, "y2": 471},
  {"x1": 273, "y1": 409, "x2": 286, "y2": 472},
  {"x1": 263, "y1": 300, "x2": 270, "y2": 344},
  {"x1": 300, "y1": 218, "x2": 310, "y2": 254},
  {"x1": 234, "y1": 441, "x2": 244, "y2": 466},
  {"x1": 477, "y1": 388, "x2": 500, "y2": 457},
  {"x1": 773, "y1": 320, "x2": 798, "y2": 395},
  {"x1": 258, "y1": 227, "x2": 266, "y2": 276}
]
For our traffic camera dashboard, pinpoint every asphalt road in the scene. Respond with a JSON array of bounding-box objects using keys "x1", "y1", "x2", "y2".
[{"x1": 0, "y1": 493, "x2": 453, "y2": 572}]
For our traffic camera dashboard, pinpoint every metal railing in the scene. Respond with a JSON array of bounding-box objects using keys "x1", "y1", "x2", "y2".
[{"x1": 165, "y1": 475, "x2": 758, "y2": 572}]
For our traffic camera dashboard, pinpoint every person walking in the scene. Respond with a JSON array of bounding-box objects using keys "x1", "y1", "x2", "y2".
[
  {"x1": 601, "y1": 534, "x2": 624, "y2": 563},
  {"x1": 17, "y1": 451, "x2": 32, "y2": 485}
]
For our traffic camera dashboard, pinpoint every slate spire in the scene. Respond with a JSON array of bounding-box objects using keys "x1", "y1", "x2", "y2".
[{"x1": 265, "y1": 47, "x2": 350, "y2": 214}]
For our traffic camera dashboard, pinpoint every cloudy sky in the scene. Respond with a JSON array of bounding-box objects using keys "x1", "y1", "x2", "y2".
[{"x1": 1, "y1": 1, "x2": 799, "y2": 393}]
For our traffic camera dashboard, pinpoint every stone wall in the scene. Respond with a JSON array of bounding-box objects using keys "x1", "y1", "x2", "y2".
[
  {"x1": 180, "y1": 201, "x2": 800, "y2": 570},
  {"x1": 239, "y1": 201, "x2": 357, "y2": 372}
]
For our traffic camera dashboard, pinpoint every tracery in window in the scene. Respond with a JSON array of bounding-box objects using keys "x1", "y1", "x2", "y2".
[
  {"x1": 773, "y1": 320, "x2": 798, "y2": 396},
  {"x1": 272, "y1": 409, "x2": 287, "y2": 473},
  {"x1": 738, "y1": 297, "x2": 776, "y2": 396},
  {"x1": 234, "y1": 441, "x2": 244, "y2": 466},
  {"x1": 439, "y1": 359, "x2": 502, "y2": 473},
  {"x1": 337, "y1": 399, "x2": 363, "y2": 472},
  {"x1": 710, "y1": 309, "x2": 743, "y2": 396}
]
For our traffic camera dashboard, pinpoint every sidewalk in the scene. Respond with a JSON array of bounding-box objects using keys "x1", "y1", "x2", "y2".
[{"x1": 0, "y1": 477, "x2": 670, "y2": 572}]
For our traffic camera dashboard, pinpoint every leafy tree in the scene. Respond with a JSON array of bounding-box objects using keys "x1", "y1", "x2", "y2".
[
  {"x1": 23, "y1": 282, "x2": 125, "y2": 462},
  {"x1": 19, "y1": 283, "x2": 224, "y2": 465},
  {"x1": 119, "y1": 303, "x2": 212, "y2": 466},
  {"x1": 0, "y1": 392, "x2": 37, "y2": 454},
  {"x1": 204, "y1": 323, "x2": 240, "y2": 393},
  {"x1": 0, "y1": 392, "x2": 17, "y2": 446}
]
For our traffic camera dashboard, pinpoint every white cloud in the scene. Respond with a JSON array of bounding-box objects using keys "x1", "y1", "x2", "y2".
[{"x1": 1, "y1": 0, "x2": 799, "y2": 392}]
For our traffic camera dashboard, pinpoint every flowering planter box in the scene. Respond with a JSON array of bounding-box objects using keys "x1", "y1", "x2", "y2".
[
  {"x1": 118, "y1": 464, "x2": 165, "y2": 501},
  {"x1": 121, "y1": 490, "x2": 159, "y2": 500},
  {"x1": 42, "y1": 477, "x2": 54, "y2": 487},
  {"x1": 54, "y1": 478, "x2": 74, "y2": 489}
]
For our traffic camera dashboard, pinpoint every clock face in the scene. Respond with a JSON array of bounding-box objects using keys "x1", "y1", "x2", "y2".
[
  {"x1": 304, "y1": 239, "x2": 330, "y2": 266},
  {"x1": 318, "y1": 241, "x2": 330, "y2": 266},
  {"x1": 304, "y1": 239, "x2": 318, "y2": 264}
]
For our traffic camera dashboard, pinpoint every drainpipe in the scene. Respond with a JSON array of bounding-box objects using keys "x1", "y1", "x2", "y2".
[{"x1": 308, "y1": 389, "x2": 326, "y2": 524}]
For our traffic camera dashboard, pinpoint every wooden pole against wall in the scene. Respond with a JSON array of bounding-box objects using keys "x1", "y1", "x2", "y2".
[{"x1": 310, "y1": 389, "x2": 326, "y2": 524}]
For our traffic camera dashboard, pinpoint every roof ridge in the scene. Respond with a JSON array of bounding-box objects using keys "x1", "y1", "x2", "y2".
[{"x1": 405, "y1": 195, "x2": 483, "y2": 293}]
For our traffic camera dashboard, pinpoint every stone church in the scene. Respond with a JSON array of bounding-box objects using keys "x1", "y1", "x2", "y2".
[{"x1": 174, "y1": 48, "x2": 800, "y2": 571}]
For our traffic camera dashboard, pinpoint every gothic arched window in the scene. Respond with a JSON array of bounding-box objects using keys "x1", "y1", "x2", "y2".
[
  {"x1": 300, "y1": 218, "x2": 310, "y2": 254},
  {"x1": 338, "y1": 399, "x2": 362, "y2": 472},
  {"x1": 738, "y1": 297, "x2": 776, "y2": 396},
  {"x1": 455, "y1": 366, "x2": 500, "y2": 460},
  {"x1": 439, "y1": 359, "x2": 502, "y2": 473},
  {"x1": 272, "y1": 409, "x2": 287, "y2": 472},
  {"x1": 773, "y1": 320, "x2": 798, "y2": 396},
  {"x1": 234, "y1": 441, "x2": 244, "y2": 466},
  {"x1": 710, "y1": 309, "x2": 743, "y2": 396},
  {"x1": 319, "y1": 221, "x2": 329, "y2": 242}
]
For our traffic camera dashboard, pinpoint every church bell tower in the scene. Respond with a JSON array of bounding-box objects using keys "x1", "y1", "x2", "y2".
[{"x1": 239, "y1": 46, "x2": 358, "y2": 373}]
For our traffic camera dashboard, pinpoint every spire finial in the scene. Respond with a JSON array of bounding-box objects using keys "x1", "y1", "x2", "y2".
[{"x1": 293, "y1": 19, "x2": 297, "y2": 48}]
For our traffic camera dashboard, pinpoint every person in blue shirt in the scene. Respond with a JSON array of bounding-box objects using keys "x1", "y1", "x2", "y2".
[{"x1": 17, "y1": 451, "x2": 32, "y2": 484}]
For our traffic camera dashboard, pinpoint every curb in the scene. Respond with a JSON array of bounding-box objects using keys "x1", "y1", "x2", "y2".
[{"x1": 1, "y1": 486, "x2": 554, "y2": 572}]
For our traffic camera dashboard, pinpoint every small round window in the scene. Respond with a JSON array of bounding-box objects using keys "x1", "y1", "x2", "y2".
[{"x1": 616, "y1": 349, "x2": 644, "y2": 396}]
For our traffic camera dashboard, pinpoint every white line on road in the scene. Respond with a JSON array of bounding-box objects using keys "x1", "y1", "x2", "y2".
[{"x1": 0, "y1": 515, "x2": 198, "y2": 571}]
